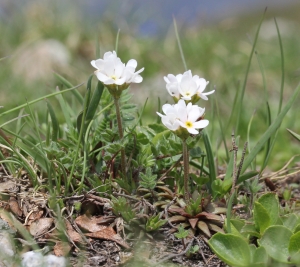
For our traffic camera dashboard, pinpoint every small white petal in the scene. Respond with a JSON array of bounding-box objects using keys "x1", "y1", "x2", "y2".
[
  {"x1": 203, "y1": 90, "x2": 215, "y2": 96},
  {"x1": 187, "y1": 128, "x2": 199, "y2": 134},
  {"x1": 198, "y1": 93, "x2": 209, "y2": 100},
  {"x1": 126, "y1": 59, "x2": 137, "y2": 68},
  {"x1": 193, "y1": 120, "x2": 209, "y2": 129}
]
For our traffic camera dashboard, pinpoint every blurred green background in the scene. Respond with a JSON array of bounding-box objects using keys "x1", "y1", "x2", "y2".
[{"x1": 1, "y1": 0, "x2": 300, "y2": 170}]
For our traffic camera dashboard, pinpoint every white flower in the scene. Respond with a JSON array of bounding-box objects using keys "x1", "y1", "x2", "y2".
[
  {"x1": 164, "y1": 74, "x2": 182, "y2": 99},
  {"x1": 156, "y1": 103, "x2": 181, "y2": 131},
  {"x1": 176, "y1": 100, "x2": 209, "y2": 134},
  {"x1": 91, "y1": 51, "x2": 144, "y2": 86},
  {"x1": 195, "y1": 78, "x2": 214, "y2": 100},
  {"x1": 164, "y1": 70, "x2": 214, "y2": 101},
  {"x1": 157, "y1": 100, "x2": 209, "y2": 135}
]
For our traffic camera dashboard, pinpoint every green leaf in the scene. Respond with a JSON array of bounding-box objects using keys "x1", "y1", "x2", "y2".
[
  {"x1": 235, "y1": 9, "x2": 266, "y2": 134},
  {"x1": 253, "y1": 202, "x2": 270, "y2": 233},
  {"x1": 289, "y1": 231, "x2": 300, "y2": 255},
  {"x1": 252, "y1": 246, "x2": 269, "y2": 266},
  {"x1": 241, "y1": 82, "x2": 300, "y2": 174},
  {"x1": 208, "y1": 233, "x2": 251, "y2": 267},
  {"x1": 148, "y1": 123, "x2": 168, "y2": 134},
  {"x1": 294, "y1": 224, "x2": 300, "y2": 233},
  {"x1": 258, "y1": 225, "x2": 293, "y2": 263},
  {"x1": 257, "y1": 193, "x2": 279, "y2": 226},
  {"x1": 54, "y1": 72, "x2": 83, "y2": 104},
  {"x1": 85, "y1": 81, "x2": 104, "y2": 123},
  {"x1": 237, "y1": 170, "x2": 259, "y2": 184},
  {"x1": 203, "y1": 129, "x2": 216, "y2": 193},
  {"x1": 55, "y1": 87, "x2": 73, "y2": 129},
  {"x1": 0, "y1": 83, "x2": 83, "y2": 118},
  {"x1": 282, "y1": 214, "x2": 300, "y2": 232},
  {"x1": 287, "y1": 128, "x2": 300, "y2": 142},
  {"x1": 241, "y1": 223, "x2": 260, "y2": 238},
  {"x1": 46, "y1": 101, "x2": 59, "y2": 142}
]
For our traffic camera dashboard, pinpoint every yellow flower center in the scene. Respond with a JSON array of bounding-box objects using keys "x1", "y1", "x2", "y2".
[
  {"x1": 111, "y1": 75, "x2": 117, "y2": 80},
  {"x1": 185, "y1": 121, "x2": 193, "y2": 128}
]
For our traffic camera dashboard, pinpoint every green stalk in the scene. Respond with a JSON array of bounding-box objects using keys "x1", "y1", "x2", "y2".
[
  {"x1": 182, "y1": 139, "x2": 190, "y2": 204},
  {"x1": 114, "y1": 97, "x2": 126, "y2": 176}
]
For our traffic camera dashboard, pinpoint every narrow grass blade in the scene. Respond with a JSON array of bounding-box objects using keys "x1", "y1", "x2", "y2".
[
  {"x1": 173, "y1": 16, "x2": 187, "y2": 71},
  {"x1": 85, "y1": 81, "x2": 104, "y2": 123},
  {"x1": 275, "y1": 18, "x2": 285, "y2": 115},
  {"x1": 54, "y1": 72, "x2": 84, "y2": 104},
  {"x1": 247, "y1": 110, "x2": 256, "y2": 171},
  {"x1": 241, "y1": 83, "x2": 300, "y2": 174},
  {"x1": 235, "y1": 9, "x2": 266, "y2": 134},
  {"x1": 55, "y1": 87, "x2": 72, "y2": 129},
  {"x1": 215, "y1": 96, "x2": 229, "y2": 160},
  {"x1": 261, "y1": 101, "x2": 271, "y2": 170},
  {"x1": 0, "y1": 83, "x2": 83, "y2": 118},
  {"x1": 203, "y1": 129, "x2": 216, "y2": 192},
  {"x1": 46, "y1": 100, "x2": 59, "y2": 142},
  {"x1": 226, "y1": 81, "x2": 240, "y2": 130},
  {"x1": 190, "y1": 160, "x2": 210, "y2": 175},
  {"x1": 287, "y1": 129, "x2": 300, "y2": 142},
  {"x1": 237, "y1": 170, "x2": 259, "y2": 184},
  {"x1": 261, "y1": 19, "x2": 285, "y2": 172},
  {"x1": 0, "y1": 114, "x2": 29, "y2": 128}
]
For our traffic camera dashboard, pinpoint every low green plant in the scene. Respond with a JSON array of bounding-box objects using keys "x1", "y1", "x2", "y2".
[
  {"x1": 186, "y1": 245, "x2": 199, "y2": 258},
  {"x1": 111, "y1": 196, "x2": 136, "y2": 223},
  {"x1": 174, "y1": 224, "x2": 190, "y2": 249},
  {"x1": 145, "y1": 214, "x2": 167, "y2": 232},
  {"x1": 208, "y1": 193, "x2": 300, "y2": 266}
]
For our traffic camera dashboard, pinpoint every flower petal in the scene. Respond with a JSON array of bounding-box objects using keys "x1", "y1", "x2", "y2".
[
  {"x1": 126, "y1": 59, "x2": 137, "y2": 69},
  {"x1": 193, "y1": 120, "x2": 209, "y2": 129}
]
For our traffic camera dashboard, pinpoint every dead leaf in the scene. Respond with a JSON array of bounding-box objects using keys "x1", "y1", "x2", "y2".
[
  {"x1": 27, "y1": 209, "x2": 44, "y2": 224},
  {"x1": 8, "y1": 197, "x2": 22, "y2": 217},
  {"x1": 0, "y1": 181, "x2": 16, "y2": 192},
  {"x1": 85, "y1": 227, "x2": 130, "y2": 249},
  {"x1": 207, "y1": 222, "x2": 224, "y2": 233},
  {"x1": 65, "y1": 220, "x2": 83, "y2": 243},
  {"x1": 29, "y1": 217, "x2": 53, "y2": 237},
  {"x1": 197, "y1": 221, "x2": 211, "y2": 237},
  {"x1": 54, "y1": 241, "x2": 71, "y2": 257},
  {"x1": 75, "y1": 214, "x2": 108, "y2": 233},
  {"x1": 188, "y1": 218, "x2": 199, "y2": 229},
  {"x1": 194, "y1": 212, "x2": 223, "y2": 222},
  {"x1": 168, "y1": 215, "x2": 187, "y2": 223}
]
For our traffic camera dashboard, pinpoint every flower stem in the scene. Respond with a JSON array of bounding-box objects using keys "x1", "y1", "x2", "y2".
[
  {"x1": 114, "y1": 97, "x2": 126, "y2": 176},
  {"x1": 182, "y1": 139, "x2": 190, "y2": 204}
]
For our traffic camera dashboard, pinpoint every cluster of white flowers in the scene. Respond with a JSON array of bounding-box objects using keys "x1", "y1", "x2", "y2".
[
  {"x1": 159, "y1": 70, "x2": 214, "y2": 137},
  {"x1": 157, "y1": 99, "x2": 209, "y2": 135},
  {"x1": 91, "y1": 51, "x2": 213, "y2": 138},
  {"x1": 91, "y1": 51, "x2": 144, "y2": 88},
  {"x1": 164, "y1": 70, "x2": 214, "y2": 102}
]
